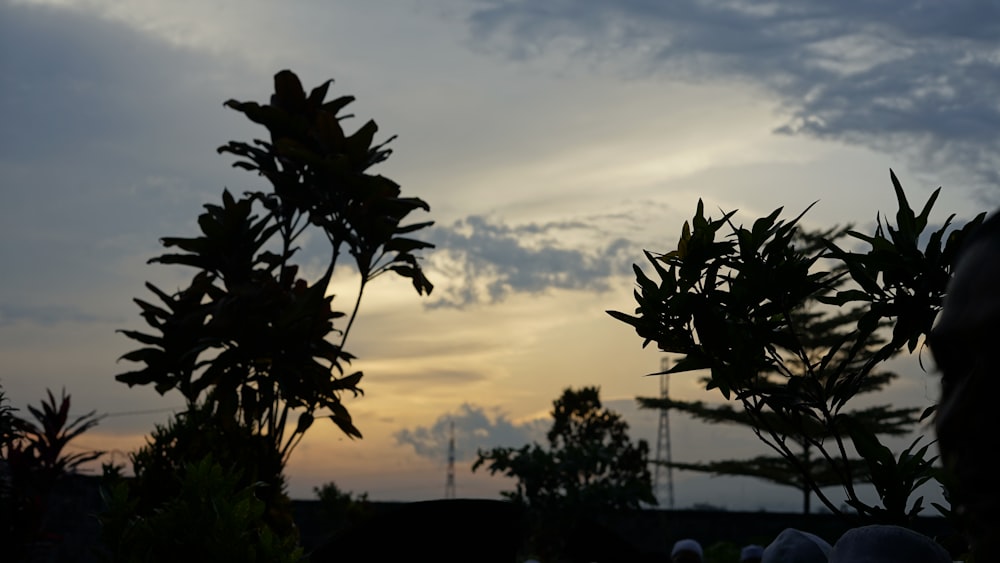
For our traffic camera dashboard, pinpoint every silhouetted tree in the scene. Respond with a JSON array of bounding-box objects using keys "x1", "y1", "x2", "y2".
[
  {"x1": 639, "y1": 229, "x2": 924, "y2": 514},
  {"x1": 610, "y1": 170, "x2": 985, "y2": 527},
  {"x1": 118, "y1": 70, "x2": 434, "y2": 462},
  {"x1": 1, "y1": 387, "x2": 103, "y2": 560},
  {"x1": 312, "y1": 481, "x2": 372, "y2": 537},
  {"x1": 99, "y1": 456, "x2": 303, "y2": 563},
  {"x1": 109, "y1": 69, "x2": 435, "y2": 551},
  {"x1": 475, "y1": 386, "x2": 655, "y2": 510},
  {"x1": 474, "y1": 386, "x2": 654, "y2": 561}
]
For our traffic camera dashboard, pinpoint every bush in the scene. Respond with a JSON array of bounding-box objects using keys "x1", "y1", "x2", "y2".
[
  {"x1": 126, "y1": 403, "x2": 295, "y2": 539},
  {"x1": 99, "y1": 456, "x2": 303, "y2": 563}
]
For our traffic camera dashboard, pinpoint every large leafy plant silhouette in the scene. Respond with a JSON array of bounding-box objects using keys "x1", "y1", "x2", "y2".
[
  {"x1": 117, "y1": 70, "x2": 434, "y2": 465},
  {"x1": 610, "y1": 171, "x2": 984, "y2": 525}
]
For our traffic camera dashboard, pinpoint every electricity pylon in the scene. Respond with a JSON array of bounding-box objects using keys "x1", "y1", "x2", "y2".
[
  {"x1": 445, "y1": 419, "x2": 456, "y2": 499},
  {"x1": 654, "y1": 356, "x2": 675, "y2": 509}
]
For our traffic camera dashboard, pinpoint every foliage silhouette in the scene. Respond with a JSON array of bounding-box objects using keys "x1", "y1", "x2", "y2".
[
  {"x1": 123, "y1": 403, "x2": 295, "y2": 539},
  {"x1": 0, "y1": 386, "x2": 104, "y2": 560},
  {"x1": 99, "y1": 456, "x2": 304, "y2": 563},
  {"x1": 312, "y1": 481, "x2": 373, "y2": 539},
  {"x1": 116, "y1": 69, "x2": 434, "y2": 465},
  {"x1": 109, "y1": 69, "x2": 434, "y2": 554},
  {"x1": 12, "y1": 388, "x2": 104, "y2": 481},
  {"x1": 639, "y1": 229, "x2": 924, "y2": 514},
  {"x1": 610, "y1": 170, "x2": 985, "y2": 527},
  {"x1": 116, "y1": 70, "x2": 433, "y2": 461},
  {"x1": 473, "y1": 386, "x2": 654, "y2": 561}
]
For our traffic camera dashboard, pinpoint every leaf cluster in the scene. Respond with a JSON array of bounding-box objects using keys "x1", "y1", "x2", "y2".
[
  {"x1": 218, "y1": 70, "x2": 434, "y2": 292},
  {"x1": 115, "y1": 70, "x2": 436, "y2": 464},
  {"x1": 820, "y1": 171, "x2": 986, "y2": 400},
  {"x1": 116, "y1": 190, "x2": 364, "y2": 443},
  {"x1": 636, "y1": 297, "x2": 922, "y2": 514},
  {"x1": 0, "y1": 386, "x2": 104, "y2": 559},
  {"x1": 126, "y1": 403, "x2": 295, "y2": 538},
  {"x1": 7, "y1": 387, "x2": 104, "y2": 484},
  {"x1": 610, "y1": 170, "x2": 984, "y2": 524},
  {"x1": 99, "y1": 456, "x2": 304, "y2": 563},
  {"x1": 609, "y1": 200, "x2": 832, "y2": 400}
]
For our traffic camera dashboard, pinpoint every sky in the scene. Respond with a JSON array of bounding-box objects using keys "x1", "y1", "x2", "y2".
[{"x1": 2, "y1": 0, "x2": 998, "y2": 513}]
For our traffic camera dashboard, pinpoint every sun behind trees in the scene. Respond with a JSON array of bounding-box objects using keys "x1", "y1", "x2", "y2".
[{"x1": 102, "y1": 69, "x2": 435, "y2": 561}]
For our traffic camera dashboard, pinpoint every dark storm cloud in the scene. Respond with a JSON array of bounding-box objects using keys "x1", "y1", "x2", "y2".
[
  {"x1": 464, "y1": 1, "x2": 1000, "y2": 205},
  {"x1": 424, "y1": 215, "x2": 635, "y2": 308},
  {"x1": 394, "y1": 403, "x2": 548, "y2": 462}
]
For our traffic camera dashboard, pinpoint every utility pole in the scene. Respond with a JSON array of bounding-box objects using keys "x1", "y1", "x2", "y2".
[
  {"x1": 654, "y1": 356, "x2": 675, "y2": 509},
  {"x1": 445, "y1": 419, "x2": 456, "y2": 499}
]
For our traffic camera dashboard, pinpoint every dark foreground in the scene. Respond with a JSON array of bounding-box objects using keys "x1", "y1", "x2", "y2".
[{"x1": 22, "y1": 475, "x2": 959, "y2": 562}]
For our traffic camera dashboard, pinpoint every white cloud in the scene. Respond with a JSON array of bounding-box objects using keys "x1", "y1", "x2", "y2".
[
  {"x1": 395, "y1": 403, "x2": 548, "y2": 462},
  {"x1": 464, "y1": 0, "x2": 1000, "y2": 204}
]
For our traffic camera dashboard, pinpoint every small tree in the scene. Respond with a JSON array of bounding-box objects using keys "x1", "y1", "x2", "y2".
[
  {"x1": 474, "y1": 386, "x2": 655, "y2": 510},
  {"x1": 639, "y1": 229, "x2": 925, "y2": 514},
  {"x1": 473, "y1": 387, "x2": 654, "y2": 561},
  {"x1": 11, "y1": 388, "x2": 104, "y2": 484},
  {"x1": 111, "y1": 69, "x2": 435, "y2": 549},
  {"x1": 312, "y1": 481, "x2": 372, "y2": 537},
  {"x1": 610, "y1": 170, "x2": 985, "y2": 527},
  {"x1": 116, "y1": 68, "x2": 433, "y2": 466},
  {"x1": 0, "y1": 387, "x2": 103, "y2": 559}
]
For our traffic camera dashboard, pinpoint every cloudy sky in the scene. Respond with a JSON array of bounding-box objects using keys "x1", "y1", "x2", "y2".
[{"x1": 2, "y1": 0, "x2": 996, "y2": 512}]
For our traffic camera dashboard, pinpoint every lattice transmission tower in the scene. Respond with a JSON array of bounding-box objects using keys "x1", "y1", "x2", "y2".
[
  {"x1": 445, "y1": 419, "x2": 456, "y2": 499},
  {"x1": 654, "y1": 356, "x2": 675, "y2": 509}
]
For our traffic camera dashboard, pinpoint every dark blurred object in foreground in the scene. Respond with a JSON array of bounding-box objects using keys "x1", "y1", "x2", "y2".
[
  {"x1": 930, "y1": 209, "x2": 1000, "y2": 561},
  {"x1": 308, "y1": 498, "x2": 524, "y2": 563}
]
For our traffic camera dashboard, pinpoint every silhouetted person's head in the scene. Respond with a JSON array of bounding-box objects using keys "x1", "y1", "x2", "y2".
[
  {"x1": 929, "y1": 209, "x2": 1000, "y2": 560},
  {"x1": 828, "y1": 524, "x2": 951, "y2": 562},
  {"x1": 671, "y1": 538, "x2": 703, "y2": 563},
  {"x1": 761, "y1": 528, "x2": 831, "y2": 563},
  {"x1": 740, "y1": 544, "x2": 764, "y2": 563}
]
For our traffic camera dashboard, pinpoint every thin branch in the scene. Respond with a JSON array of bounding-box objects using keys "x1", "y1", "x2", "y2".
[{"x1": 338, "y1": 276, "x2": 368, "y2": 352}]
